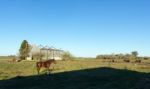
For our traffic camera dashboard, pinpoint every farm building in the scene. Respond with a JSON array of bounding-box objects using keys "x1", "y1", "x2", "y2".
[{"x1": 27, "y1": 44, "x2": 64, "y2": 60}]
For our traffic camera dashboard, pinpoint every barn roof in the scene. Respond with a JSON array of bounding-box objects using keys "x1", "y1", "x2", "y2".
[{"x1": 40, "y1": 47, "x2": 64, "y2": 52}]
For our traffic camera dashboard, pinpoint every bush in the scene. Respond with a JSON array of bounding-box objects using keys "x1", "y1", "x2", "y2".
[
  {"x1": 62, "y1": 52, "x2": 74, "y2": 61},
  {"x1": 32, "y1": 52, "x2": 44, "y2": 61}
]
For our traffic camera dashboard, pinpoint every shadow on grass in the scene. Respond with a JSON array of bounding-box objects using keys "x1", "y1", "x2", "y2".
[{"x1": 0, "y1": 67, "x2": 150, "y2": 89}]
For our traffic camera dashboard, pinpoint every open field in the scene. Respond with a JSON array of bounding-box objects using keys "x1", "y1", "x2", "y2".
[
  {"x1": 0, "y1": 59, "x2": 150, "y2": 89},
  {"x1": 0, "y1": 59, "x2": 150, "y2": 80}
]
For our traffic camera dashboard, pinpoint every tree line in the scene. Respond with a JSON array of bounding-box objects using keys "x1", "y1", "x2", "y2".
[
  {"x1": 18, "y1": 40, "x2": 149, "y2": 61},
  {"x1": 96, "y1": 51, "x2": 149, "y2": 60}
]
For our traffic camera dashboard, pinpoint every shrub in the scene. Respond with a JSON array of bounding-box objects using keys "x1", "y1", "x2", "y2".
[{"x1": 61, "y1": 52, "x2": 74, "y2": 61}]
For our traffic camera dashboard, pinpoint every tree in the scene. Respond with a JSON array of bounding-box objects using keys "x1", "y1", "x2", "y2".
[
  {"x1": 61, "y1": 51, "x2": 74, "y2": 61},
  {"x1": 131, "y1": 51, "x2": 138, "y2": 57},
  {"x1": 131, "y1": 51, "x2": 138, "y2": 59},
  {"x1": 19, "y1": 40, "x2": 31, "y2": 60},
  {"x1": 32, "y1": 52, "x2": 44, "y2": 61}
]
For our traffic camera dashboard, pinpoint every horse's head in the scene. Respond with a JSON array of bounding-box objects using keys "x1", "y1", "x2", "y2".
[
  {"x1": 48, "y1": 59, "x2": 56, "y2": 64},
  {"x1": 52, "y1": 59, "x2": 57, "y2": 64}
]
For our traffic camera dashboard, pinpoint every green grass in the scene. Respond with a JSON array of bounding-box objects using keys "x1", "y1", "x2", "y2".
[{"x1": 0, "y1": 59, "x2": 150, "y2": 89}]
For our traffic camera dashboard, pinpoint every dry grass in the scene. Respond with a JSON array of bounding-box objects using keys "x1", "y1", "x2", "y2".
[
  {"x1": 0, "y1": 59, "x2": 150, "y2": 89},
  {"x1": 0, "y1": 59, "x2": 150, "y2": 80}
]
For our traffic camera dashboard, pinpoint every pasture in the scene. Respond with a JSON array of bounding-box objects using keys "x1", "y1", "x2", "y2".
[
  {"x1": 0, "y1": 59, "x2": 150, "y2": 80},
  {"x1": 0, "y1": 59, "x2": 150, "y2": 89}
]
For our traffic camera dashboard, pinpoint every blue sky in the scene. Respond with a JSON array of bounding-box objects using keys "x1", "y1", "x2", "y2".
[{"x1": 0, "y1": 0, "x2": 150, "y2": 57}]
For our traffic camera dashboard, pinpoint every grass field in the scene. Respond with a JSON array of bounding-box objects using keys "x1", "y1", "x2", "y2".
[{"x1": 0, "y1": 59, "x2": 150, "y2": 89}]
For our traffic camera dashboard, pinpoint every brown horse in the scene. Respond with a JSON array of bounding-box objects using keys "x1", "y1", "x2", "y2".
[
  {"x1": 36, "y1": 59, "x2": 56, "y2": 74},
  {"x1": 8, "y1": 58, "x2": 16, "y2": 63},
  {"x1": 123, "y1": 59, "x2": 130, "y2": 63},
  {"x1": 135, "y1": 60, "x2": 141, "y2": 63}
]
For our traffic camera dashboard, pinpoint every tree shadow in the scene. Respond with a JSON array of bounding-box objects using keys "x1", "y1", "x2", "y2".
[{"x1": 0, "y1": 67, "x2": 150, "y2": 89}]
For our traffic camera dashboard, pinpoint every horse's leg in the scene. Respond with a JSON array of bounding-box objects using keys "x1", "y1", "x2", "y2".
[
  {"x1": 37, "y1": 67, "x2": 39, "y2": 75},
  {"x1": 46, "y1": 67, "x2": 49, "y2": 75},
  {"x1": 37, "y1": 67, "x2": 41, "y2": 75},
  {"x1": 47, "y1": 65, "x2": 51, "y2": 75}
]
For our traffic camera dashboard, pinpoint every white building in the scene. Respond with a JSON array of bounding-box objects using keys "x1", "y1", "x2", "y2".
[{"x1": 27, "y1": 45, "x2": 64, "y2": 60}]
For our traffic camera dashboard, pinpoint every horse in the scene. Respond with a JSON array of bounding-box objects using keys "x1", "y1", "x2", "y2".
[
  {"x1": 123, "y1": 59, "x2": 130, "y2": 63},
  {"x1": 111, "y1": 59, "x2": 115, "y2": 62},
  {"x1": 8, "y1": 58, "x2": 16, "y2": 63},
  {"x1": 135, "y1": 60, "x2": 141, "y2": 63},
  {"x1": 36, "y1": 59, "x2": 56, "y2": 75}
]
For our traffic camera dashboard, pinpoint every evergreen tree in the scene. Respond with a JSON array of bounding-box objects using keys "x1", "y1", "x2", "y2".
[{"x1": 19, "y1": 40, "x2": 31, "y2": 60}]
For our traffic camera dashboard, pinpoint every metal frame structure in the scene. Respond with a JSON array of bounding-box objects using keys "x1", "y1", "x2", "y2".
[{"x1": 39, "y1": 45, "x2": 64, "y2": 60}]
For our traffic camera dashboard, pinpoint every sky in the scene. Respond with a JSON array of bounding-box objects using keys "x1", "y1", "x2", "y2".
[{"x1": 0, "y1": 0, "x2": 150, "y2": 57}]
